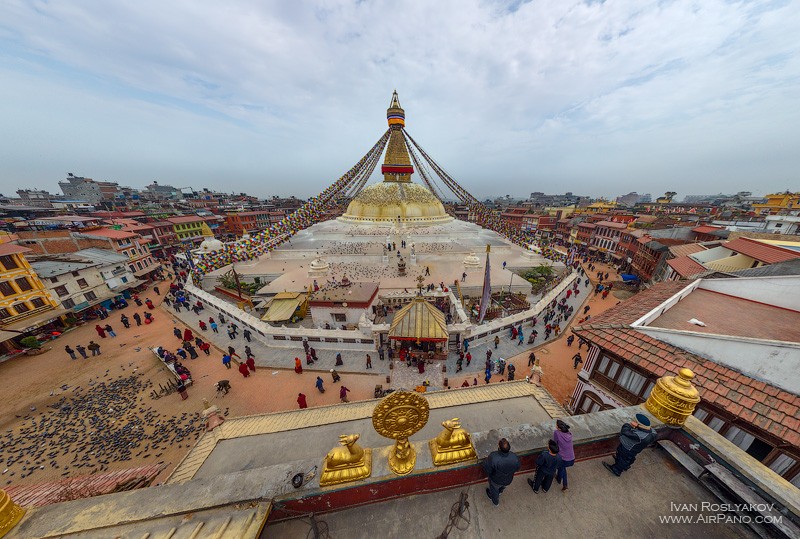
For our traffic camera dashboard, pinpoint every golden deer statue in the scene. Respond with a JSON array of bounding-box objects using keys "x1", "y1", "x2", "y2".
[
  {"x1": 320, "y1": 434, "x2": 372, "y2": 486},
  {"x1": 429, "y1": 418, "x2": 477, "y2": 466}
]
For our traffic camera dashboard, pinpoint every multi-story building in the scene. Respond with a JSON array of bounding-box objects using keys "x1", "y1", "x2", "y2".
[
  {"x1": 76, "y1": 228, "x2": 161, "y2": 281},
  {"x1": 225, "y1": 211, "x2": 272, "y2": 235},
  {"x1": 574, "y1": 222, "x2": 596, "y2": 246},
  {"x1": 569, "y1": 278, "x2": 800, "y2": 485},
  {"x1": 765, "y1": 214, "x2": 800, "y2": 235},
  {"x1": 630, "y1": 236, "x2": 671, "y2": 282},
  {"x1": 590, "y1": 221, "x2": 627, "y2": 260},
  {"x1": 58, "y1": 174, "x2": 123, "y2": 205},
  {"x1": 148, "y1": 221, "x2": 179, "y2": 255},
  {"x1": 16, "y1": 189, "x2": 57, "y2": 208},
  {"x1": 74, "y1": 248, "x2": 139, "y2": 291},
  {"x1": 30, "y1": 256, "x2": 115, "y2": 314},
  {"x1": 752, "y1": 192, "x2": 800, "y2": 215},
  {"x1": 0, "y1": 241, "x2": 65, "y2": 353},
  {"x1": 616, "y1": 229, "x2": 646, "y2": 273},
  {"x1": 15, "y1": 228, "x2": 161, "y2": 281},
  {"x1": 499, "y1": 207, "x2": 528, "y2": 232},
  {"x1": 167, "y1": 215, "x2": 224, "y2": 244}
]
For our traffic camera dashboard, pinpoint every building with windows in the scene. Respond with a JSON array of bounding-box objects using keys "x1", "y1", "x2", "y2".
[
  {"x1": 225, "y1": 210, "x2": 272, "y2": 235},
  {"x1": 28, "y1": 247, "x2": 139, "y2": 315},
  {"x1": 570, "y1": 277, "x2": 800, "y2": 485},
  {"x1": 167, "y1": 215, "x2": 224, "y2": 243},
  {"x1": 752, "y1": 191, "x2": 800, "y2": 215},
  {"x1": 589, "y1": 221, "x2": 627, "y2": 260},
  {"x1": 76, "y1": 228, "x2": 161, "y2": 281},
  {"x1": 0, "y1": 241, "x2": 64, "y2": 354}
]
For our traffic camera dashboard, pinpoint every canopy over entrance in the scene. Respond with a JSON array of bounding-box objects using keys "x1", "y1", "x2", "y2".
[
  {"x1": 261, "y1": 292, "x2": 308, "y2": 323},
  {"x1": 388, "y1": 295, "x2": 448, "y2": 344}
]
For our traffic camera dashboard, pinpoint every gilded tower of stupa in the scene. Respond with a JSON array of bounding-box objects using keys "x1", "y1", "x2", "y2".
[{"x1": 339, "y1": 92, "x2": 453, "y2": 226}]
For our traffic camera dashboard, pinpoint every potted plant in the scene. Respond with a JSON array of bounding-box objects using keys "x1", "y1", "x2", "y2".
[{"x1": 20, "y1": 336, "x2": 44, "y2": 356}]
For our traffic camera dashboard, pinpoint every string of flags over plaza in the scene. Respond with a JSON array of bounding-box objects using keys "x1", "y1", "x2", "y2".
[{"x1": 191, "y1": 92, "x2": 534, "y2": 279}]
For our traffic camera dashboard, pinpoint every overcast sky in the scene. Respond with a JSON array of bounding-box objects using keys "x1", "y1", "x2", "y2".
[{"x1": 1, "y1": 1, "x2": 798, "y2": 201}]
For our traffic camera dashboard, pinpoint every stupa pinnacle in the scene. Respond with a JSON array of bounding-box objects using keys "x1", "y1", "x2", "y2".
[{"x1": 339, "y1": 92, "x2": 452, "y2": 226}]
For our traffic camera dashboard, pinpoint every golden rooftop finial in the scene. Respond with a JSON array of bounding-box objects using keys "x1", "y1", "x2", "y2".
[{"x1": 645, "y1": 368, "x2": 701, "y2": 427}]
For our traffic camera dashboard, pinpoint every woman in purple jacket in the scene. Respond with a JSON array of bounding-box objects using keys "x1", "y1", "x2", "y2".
[{"x1": 554, "y1": 419, "x2": 575, "y2": 491}]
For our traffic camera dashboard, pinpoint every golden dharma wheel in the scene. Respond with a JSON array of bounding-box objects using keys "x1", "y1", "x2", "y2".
[{"x1": 372, "y1": 391, "x2": 430, "y2": 440}]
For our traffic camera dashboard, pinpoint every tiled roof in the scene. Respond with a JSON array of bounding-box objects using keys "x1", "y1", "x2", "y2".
[
  {"x1": 166, "y1": 216, "x2": 206, "y2": 224},
  {"x1": 0, "y1": 243, "x2": 31, "y2": 256},
  {"x1": 595, "y1": 221, "x2": 628, "y2": 228},
  {"x1": 723, "y1": 237, "x2": 800, "y2": 264},
  {"x1": 669, "y1": 243, "x2": 707, "y2": 258},
  {"x1": 4, "y1": 463, "x2": 166, "y2": 507},
  {"x1": 79, "y1": 227, "x2": 137, "y2": 240},
  {"x1": 573, "y1": 325, "x2": 800, "y2": 447},
  {"x1": 692, "y1": 225, "x2": 724, "y2": 234},
  {"x1": 666, "y1": 256, "x2": 707, "y2": 278},
  {"x1": 584, "y1": 281, "x2": 691, "y2": 326}
]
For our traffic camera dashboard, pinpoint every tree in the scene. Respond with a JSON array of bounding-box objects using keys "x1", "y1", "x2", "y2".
[{"x1": 20, "y1": 336, "x2": 41, "y2": 349}]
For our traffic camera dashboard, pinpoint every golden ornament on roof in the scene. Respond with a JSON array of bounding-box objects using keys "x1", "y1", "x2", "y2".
[
  {"x1": 645, "y1": 368, "x2": 701, "y2": 427},
  {"x1": 372, "y1": 391, "x2": 430, "y2": 475}
]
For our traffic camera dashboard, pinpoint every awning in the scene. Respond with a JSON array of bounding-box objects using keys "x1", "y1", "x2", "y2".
[
  {"x1": 388, "y1": 296, "x2": 448, "y2": 343},
  {"x1": 0, "y1": 329, "x2": 20, "y2": 344},
  {"x1": 2, "y1": 307, "x2": 69, "y2": 334},
  {"x1": 261, "y1": 292, "x2": 307, "y2": 322}
]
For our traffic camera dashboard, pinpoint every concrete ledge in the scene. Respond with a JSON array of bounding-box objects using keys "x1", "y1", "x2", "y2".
[{"x1": 676, "y1": 416, "x2": 800, "y2": 519}]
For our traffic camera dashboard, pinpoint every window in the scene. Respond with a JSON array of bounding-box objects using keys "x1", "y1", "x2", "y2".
[
  {"x1": 50, "y1": 277, "x2": 59, "y2": 283},
  {"x1": 768, "y1": 453, "x2": 797, "y2": 477},
  {"x1": 121, "y1": 276, "x2": 128, "y2": 283},
  {"x1": 13, "y1": 302, "x2": 30, "y2": 314},
  {"x1": 724, "y1": 426, "x2": 755, "y2": 452},
  {"x1": 84, "y1": 291, "x2": 97, "y2": 301},
  {"x1": 31, "y1": 297, "x2": 45, "y2": 308},
  {"x1": 77, "y1": 278, "x2": 88, "y2": 288},
  {"x1": 707, "y1": 417, "x2": 725, "y2": 432},
  {"x1": 0, "y1": 308, "x2": 10, "y2": 320},
  {"x1": 617, "y1": 367, "x2": 647, "y2": 395},
  {"x1": 15, "y1": 278, "x2": 32, "y2": 292},
  {"x1": 694, "y1": 408, "x2": 710, "y2": 421},
  {"x1": 578, "y1": 393, "x2": 602, "y2": 414},
  {"x1": 0, "y1": 281, "x2": 15, "y2": 297},
  {"x1": 62, "y1": 298, "x2": 76, "y2": 309},
  {"x1": 71, "y1": 271, "x2": 80, "y2": 277},
  {"x1": 0, "y1": 255, "x2": 19, "y2": 270},
  {"x1": 54, "y1": 285, "x2": 69, "y2": 297},
  {"x1": 332, "y1": 313, "x2": 347, "y2": 322}
]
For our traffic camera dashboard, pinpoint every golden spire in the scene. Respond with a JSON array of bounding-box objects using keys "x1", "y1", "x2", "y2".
[
  {"x1": 382, "y1": 91, "x2": 413, "y2": 182},
  {"x1": 200, "y1": 222, "x2": 214, "y2": 237}
]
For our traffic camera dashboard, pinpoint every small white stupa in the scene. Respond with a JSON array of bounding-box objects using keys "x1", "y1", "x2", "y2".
[{"x1": 198, "y1": 222, "x2": 223, "y2": 252}]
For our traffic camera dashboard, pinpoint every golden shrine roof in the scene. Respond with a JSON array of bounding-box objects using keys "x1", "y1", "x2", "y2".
[{"x1": 388, "y1": 295, "x2": 448, "y2": 342}]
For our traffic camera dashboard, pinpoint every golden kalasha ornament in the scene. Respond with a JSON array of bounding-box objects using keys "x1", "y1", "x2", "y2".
[
  {"x1": 429, "y1": 418, "x2": 477, "y2": 466},
  {"x1": 0, "y1": 489, "x2": 25, "y2": 539},
  {"x1": 319, "y1": 434, "x2": 372, "y2": 486},
  {"x1": 372, "y1": 391, "x2": 430, "y2": 475},
  {"x1": 645, "y1": 368, "x2": 701, "y2": 427}
]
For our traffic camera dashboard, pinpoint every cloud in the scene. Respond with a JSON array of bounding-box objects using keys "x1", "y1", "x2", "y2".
[{"x1": 0, "y1": 0, "x2": 798, "y2": 199}]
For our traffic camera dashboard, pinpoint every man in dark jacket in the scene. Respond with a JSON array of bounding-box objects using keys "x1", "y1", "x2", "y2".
[
  {"x1": 484, "y1": 438, "x2": 521, "y2": 506},
  {"x1": 528, "y1": 439, "x2": 563, "y2": 493},
  {"x1": 604, "y1": 413, "x2": 657, "y2": 476}
]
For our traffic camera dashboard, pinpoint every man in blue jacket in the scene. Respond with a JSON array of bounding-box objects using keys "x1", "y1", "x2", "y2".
[
  {"x1": 484, "y1": 438, "x2": 521, "y2": 506},
  {"x1": 604, "y1": 413, "x2": 657, "y2": 476}
]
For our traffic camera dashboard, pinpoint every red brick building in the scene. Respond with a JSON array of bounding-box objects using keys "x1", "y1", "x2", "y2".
[{"x1": 225, "y1": 211, "x2": 272, "y2": 235}]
